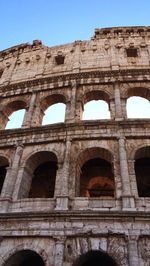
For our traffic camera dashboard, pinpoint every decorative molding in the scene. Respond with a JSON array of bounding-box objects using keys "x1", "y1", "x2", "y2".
[{"x1": 0, "y1": 68, "x2": 150, "y2": 95}]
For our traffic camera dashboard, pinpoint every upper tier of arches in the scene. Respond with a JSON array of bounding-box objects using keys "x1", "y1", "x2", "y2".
[{"x1": 0, "y1": 84, "x2": 149, "y2": 129}]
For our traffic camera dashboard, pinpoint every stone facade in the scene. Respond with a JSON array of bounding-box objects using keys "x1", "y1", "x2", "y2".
[{"x1": 0, "y1": 26, "x2": 150, "y2": 265}]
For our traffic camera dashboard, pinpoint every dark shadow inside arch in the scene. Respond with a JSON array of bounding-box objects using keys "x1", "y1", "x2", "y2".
[
  {"x1": 4, "y1": 249, "x2": 45, "y2": 266},
  {"x1": 134, "y1": 146, "x2": 150, "y2": 197},
  {"x1": 72, "y1": 250, "x2": 118, "y2": 266},
  {"x1": 0, "y1": 156, "x2": 9, "y2": 195},
  {"x1": 80, "y1": 158, "x2": 114, "y2": 198}
]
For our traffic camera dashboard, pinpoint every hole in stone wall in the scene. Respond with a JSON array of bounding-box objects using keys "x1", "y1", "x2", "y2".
[
  {"x1": 55, "y1": 55, "x2": 65, "y2": 65},
  {"x1": 4, "y1": 250, "x2": 45, "y2": 266},
  {"x1": 126, "y1": 48, "x2": 138, "y2": 57},
  {"x1": 127, "y1": 96, "x2": 150, "y2": 118},
  {"x1": 72, "y1": 250, "x2": 118, "y2": 266},
  {"x1": 42, "y1": 103, "x2": 66, "y2": 125},
  {"x1": 82, "y1": 100, "x2": 110, "y2": 120},
  {"x1": 5, "y1": 109, "x2": 26, "y2": 129},
  {"x1": 29, "y1": 161, "x2": 57, "y2": 198},
  {"x1": 0, "y1": 156, "x2": 9, "y2": 195},
  {"x1": 0, "y1": 165, "x2": 8, "y2": 194},
  {"x1": 80, "y1": 158, "x2": 114, "y2": 197},
  {"x1": 135, "y1": 157, "x2": 150, "y2": 197}
]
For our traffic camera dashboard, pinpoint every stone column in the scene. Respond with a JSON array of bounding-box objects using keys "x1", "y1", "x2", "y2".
[
  {"x1": 128, "y1": 235, "x2": 139, "y2": 266},
  {"x1": 1, "y1": 144, "x2": 24, "y2": 210},
  {"x1": 65, "y1": 80, "x2": 77, "y2": 123},
  {"x1": 31, "y1": 105, "x2": 44, "y2": 126},
  {"x1": 54, "y1": 237, "x2": 66, "y2": 266},
  {"x1": 12, "y1": 166, "x2": 32, "y2": 200},
  {"x1": 22, "y1": 93, "x2": 37, "y2": 128},
  {"x1": 118, "y1": 137, "x2": 135, "y2": 209},
  {"x1": 55, "y1": 140, "x2": 71, "y2": 210},
  {"x1": 114, "y1": 82, "x2": 123, "y2": 120},
  {"x1": 75, "y1": 99, "x2": 82, "y2": 121},
  {"x1": 121, "y1": 98, "x2": 127, "y2": 119}
]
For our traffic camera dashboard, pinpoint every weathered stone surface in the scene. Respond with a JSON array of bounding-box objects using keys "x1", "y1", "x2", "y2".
[{"x1": 0, "y1": 26, "x2": 150, "y2": 265}]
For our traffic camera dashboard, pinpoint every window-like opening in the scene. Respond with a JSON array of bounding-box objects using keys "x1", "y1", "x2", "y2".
[
  {"x1": 55, "y1": 55, "x2": 65, "y2": 65},
  {"x1": 82, "y1": 100, "x2": 110, "y2": 120},
  {"x1": 40, "y1": 94, "x2": 66, "y2": 126},
  {"x1": 42, "y1": 103, "x2": 66, "y2": 125},
  {"x1": 19, "y1": 151, "x2": 58, "y2": 199},
  {"x1": 135, "y1": 147, "x2": 150, "y2": 197},
  {"x1": 0, "y1": 156, "x2": 9, "y2": 195},
  {"x1": 4, "y1": 250, "x2": 45, "y2": 266},
  {"x1": 82, "y1": 91, "x2": 110, "y2": 120},
  {"x1": 5, "y1": 109, "x2": 26, "y2": 129},
  {"x1": 73, "y1": 250, "x2": 118, "y2": 266},
  {"x1": 126, "y1": 48, "x2": 138, "y2": 57},
  {"x1": 80, "y1": 158, "x2": 114, "y2": 197},
  {"x1": 135, "y1": 158, "x2": 150, "y2": 197},
  {"x1": 3, "y1": 100, "x2": 27, "y2": 129},
  {"x1": 29, "y1": 161, "x2": 57, "y2": 198},
  {"x1": 127, "y1": 96, "x2": 150, "y2": 118}
]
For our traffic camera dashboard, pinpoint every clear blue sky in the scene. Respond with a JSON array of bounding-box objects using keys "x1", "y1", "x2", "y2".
[{"x1": 0, "y1": 0, "x2": 150, "y2": 51}]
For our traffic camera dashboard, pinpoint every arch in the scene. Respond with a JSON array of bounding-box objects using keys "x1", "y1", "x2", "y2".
[
  {"x1": 3, "y1": 249, "x2": 45, "y2": 266},
  {"x1": 81, "y1": 90, "x2": 111, "y2": 120},
  {"x1": 122, "y1": 83, "x2": 150, "y2": 99},
  {"x1": 76, "y1": 147, "x2": 114, "y2": 197},
  {"x1": 3, "y1": 100, "x2": 27, "y2": 129},
  {"x1": 40, "y1": 94, "x2": 66, "y2": 125},
  {"x1": 83, "y1": 90, "x2": 110, "y2": 105},
  {"x1": 0, "y1": 155, "x2": 9, "y2": 195},
  {"x1": 134, "y1": 146, "x2": 150, "y2": 197},
  {"x1": 77, "y1": 147, "x2": 113, "y2": 168},
  {"x1": 40, "y1": 94, "x2": 66, "y2": 111},
  {"x1": 126, "y1": 96, "x2": 150, "y2": 118},
  {"x1": 72, "y1": 250, "x2": 118, "y2": 266},
  {"x1": 19, "y1": 151, "x2": 58, "y2": 198},
  {"x1": 126, "y1": 87, "x2": 150, "y2": 100},
  {"x1": 0, "y1": 242, "x2": 48, "y2": 266}
]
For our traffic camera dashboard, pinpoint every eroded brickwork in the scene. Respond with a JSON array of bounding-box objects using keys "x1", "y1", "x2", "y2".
[{"x1": 0, "y1": 26, "x2": 150, "y2": 265}]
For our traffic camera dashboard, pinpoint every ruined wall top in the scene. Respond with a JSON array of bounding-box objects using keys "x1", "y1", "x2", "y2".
[{"x1": 0, "y1": 26, "x2": 150, "y2": 86}]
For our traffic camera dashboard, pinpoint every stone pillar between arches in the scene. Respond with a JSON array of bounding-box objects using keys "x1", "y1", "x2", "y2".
[
  {"x1": 118, "y1": 137, "x2": 135, "y2": 209},
  {"x1": 0, "y1": 144, "x2": 24, "y2": 211}
]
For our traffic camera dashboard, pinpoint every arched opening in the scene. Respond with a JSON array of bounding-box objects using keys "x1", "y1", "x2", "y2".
[
  {"x1": 4, "y1": 100, "x2": 27, "y2": 129},
  {"x1": 42, "y1": 103, "x2": 66, "y2": 125},
  {"x1": 82, "y1": 91, "x2": 110, "y2": 120},
  {"x1": 19, "y1": 151, "x2": 58, "y2": 199},
  {"x1": 29, "y1": 160, "x2": 57, "y2": 198},
  {"x1": 127, "y1": 96, "x2": 150, "y2": 118},
  {"x1": 72, "y1": 250, "x2": 118, "y2": 266},
  {"x1": 83, "y1": 100, "x2": 110, "y2": 120},
  {"x1": 41, "y1": 94, "x2": 66, "y2": 125},
  {"x1": 4, "y1": 249, "x2": 45, "y2": 266},
  {"x1": 134, "y1": 146, "x2": 150, "y2": 197},
  {"x1": 6, "y1": 109, "x2": 26, "y2": 129},
  {"x1": 0, "y1": 156, "x2": 9, "y2": 195},
  {"x1": 76, "y1": 148, "x2": 114, "y2": 197}
]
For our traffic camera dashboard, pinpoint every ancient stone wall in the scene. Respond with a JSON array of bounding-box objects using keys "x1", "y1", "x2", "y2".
[{"x1": 0, "y1": 26, "x2": 150, "y2": 265}]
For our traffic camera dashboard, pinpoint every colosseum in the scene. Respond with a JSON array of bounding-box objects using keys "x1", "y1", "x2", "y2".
[{"x1": 0, "y1": 26, "x2": 150, "y2": 265}]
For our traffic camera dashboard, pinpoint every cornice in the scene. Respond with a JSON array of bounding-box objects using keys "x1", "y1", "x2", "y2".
[
  {"x1": 0, "y1": 120, "x2": 149, "y2": 147},
  {"x1": 0, "y1": 68, "x2": 150, "y2": 94},
  {"x1": 1, "y1": 209, "x2": 150, "y2": 221}
]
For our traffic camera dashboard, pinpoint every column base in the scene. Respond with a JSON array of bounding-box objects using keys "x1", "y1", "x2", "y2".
[
  {"x1": 122, "y1": 196, "x2": 136, "y2": 210},
  {"x1": 55, "y1": 196, "x2": 69, "y2": 211},
  {"x1": 0, "y1": 197, "x2": 12, "y2": 212}
]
